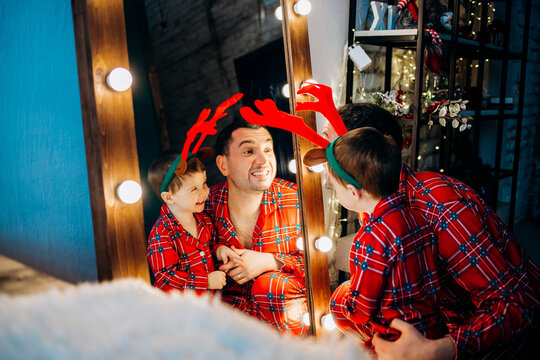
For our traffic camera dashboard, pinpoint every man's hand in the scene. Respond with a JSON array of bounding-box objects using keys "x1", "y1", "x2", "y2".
[
  {"x1": 207, "y1": 270, "x2": 227, "y2": 289},
  {"x1": 219, "y1": 247, "x2": 279, "y2": 284},
  {"x1": 215, "y1": 246, "x2": 242, "y2": 265},
  {"x1": 372, "y1": 318, "x2": 455, "y2": 360}
]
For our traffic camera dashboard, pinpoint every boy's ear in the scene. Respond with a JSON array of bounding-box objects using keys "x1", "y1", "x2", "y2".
[
  {"x1": 216, "y1": 155, "x2": 229, "y2": 176},
  {"x1": 346, "y1": 184, "x2": 362, "y2": 201},
  {"x1": 160, "y1": 191, "x2": 174, "y2": 204}
]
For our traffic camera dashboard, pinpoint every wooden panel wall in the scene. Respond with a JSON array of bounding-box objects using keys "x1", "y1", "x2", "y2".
[
  {"x1": 72, "y1": 0, "x2": 149, "y2": 281},
  {"x1": 281, "y1": 0, "x2": 332, "y2": 336}
]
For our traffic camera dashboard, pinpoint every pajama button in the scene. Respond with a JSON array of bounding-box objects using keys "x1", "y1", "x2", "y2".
[{"x1": 199, "y1": 251, "x2": 205, "y2": 256}]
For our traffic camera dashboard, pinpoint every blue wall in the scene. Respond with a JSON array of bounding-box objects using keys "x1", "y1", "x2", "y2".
[{"x1": 0, "y1": 1, "x2": 97, "y2": 282}]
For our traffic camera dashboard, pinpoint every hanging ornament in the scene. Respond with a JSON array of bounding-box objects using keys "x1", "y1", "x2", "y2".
[{"x1": 424, "y1": 28, "x2": 448, "y2": 74}]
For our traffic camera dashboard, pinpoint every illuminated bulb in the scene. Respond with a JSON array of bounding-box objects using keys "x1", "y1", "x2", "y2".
[
  {"x1": 302, "y1": 313, "x2": 311, "y2": 326},
  {"x1": 282, "y1": 83, "x2": 290, "y2": 98},
  {"x1": 275, "y1": 6, "x2": 283, "y2": 20},
  {"x1": 417, "y1": 155, "x2": 422, "y2": 160},
  {"x1": 308, "y1": 163, "x2": 325, "y2": 173},
  {"x1": 435, "y1": 146, "x2": 440, "y2": 150},
  {"x1": 440, "y1": 168, "x2": 445, "y2": 173},
  {"x1": 321, "y1": 314, "x2": 337, "y2": 330},
  {"x1": 116, "y1": 180, "x2": 142, "y2": 204},
  {"x1": 288, "y1": 159, "x2": 297, "y2": 174},
  {"x1": 106, "y1": 67, "x2": 133, "y2": 92},
  {"x1": 293, "y1": 0, "x2": 312, "y2": 15},
  {"x1": 296, "y1": 237, "x2": 304, "y2": 251},
  {"x1": 301, "y1": 79, "x2": 317, "y2": 88},
  {"x1": 314, "y1": 236, "x2": 332, "y2": 252}
]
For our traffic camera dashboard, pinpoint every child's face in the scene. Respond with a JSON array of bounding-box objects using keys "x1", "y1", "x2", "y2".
[{"x1": 170, "y1": 170, "x2": 209, "y2": 214}]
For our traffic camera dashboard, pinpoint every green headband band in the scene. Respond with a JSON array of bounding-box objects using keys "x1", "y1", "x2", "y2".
[
  {"x1": 159, "y1": 153, "x2": 195, "y2": 194},
  {"x1": 326, "y1": 138, "x2": 362, "y2": 189}
]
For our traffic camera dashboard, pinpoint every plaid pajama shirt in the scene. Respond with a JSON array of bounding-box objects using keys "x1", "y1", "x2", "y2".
[
  {"x1": 206, "y1": 178, "x2": 308, "y2": 336},
  {"x1": 330, "y1": 192, "x2": 448, "y2": 348},
  {"x1": 148, "y1": 205, "x2": 216, "y2": 295},
  {"x1": 400, "y1": 165, "x2": 540, "y2": 359}
]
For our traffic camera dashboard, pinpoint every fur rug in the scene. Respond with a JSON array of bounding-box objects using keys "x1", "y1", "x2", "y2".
[{"x1": 0, "y1": 279, "x2": 366, "y2": 359}]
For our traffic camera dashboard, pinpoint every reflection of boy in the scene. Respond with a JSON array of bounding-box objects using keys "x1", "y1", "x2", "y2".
[
  {"x1": 147, "y1": 151, "x2": 238, "y2": 294},
  {"x1": 205, "y1": 121, "x2": 307, "y2": 336},
  {"x1": 330, "y1": 103, "x2": 540, "y2": 359},
  {"x1": 305, "y1": 127, "x2": 448, "y2": 348}
]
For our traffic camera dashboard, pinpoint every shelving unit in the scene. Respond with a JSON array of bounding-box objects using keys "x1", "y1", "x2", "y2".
[{"x1": 345, "y1": 0, "x2": 531, "y2": 228}]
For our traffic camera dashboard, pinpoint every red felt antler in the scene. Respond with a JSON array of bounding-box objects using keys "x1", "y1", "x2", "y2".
[
  {"x1": 296, "y1": 83, "x2": 348, "y2": 136},
  {"x1": 239, "y1": 98, "x2": 330, "y2": 149},
  {"x1": 181, "y1": 93, "x2": 243, "y2": 160}
]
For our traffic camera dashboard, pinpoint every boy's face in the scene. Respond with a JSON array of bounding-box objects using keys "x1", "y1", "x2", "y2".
[
  {"x1": 217, "y1": 127, "x2": 276, "y2": 194},
  {"x1": 169, "y1": 170, "x2": 209, "y2": 214}
]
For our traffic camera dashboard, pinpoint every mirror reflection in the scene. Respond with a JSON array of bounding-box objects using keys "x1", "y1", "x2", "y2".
[{"x1": 139, "y1": 0, "x2": 308, "y2": 336}]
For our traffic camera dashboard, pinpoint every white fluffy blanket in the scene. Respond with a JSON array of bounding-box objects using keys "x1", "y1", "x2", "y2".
[{"x1": 0, "y1": 279, "x2": 367, "y2": 360}]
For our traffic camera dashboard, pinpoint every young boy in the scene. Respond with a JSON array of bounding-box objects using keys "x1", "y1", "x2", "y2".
[
  {"x1": 304, "y1": 127, "x2": 448, "y2": 347},
  {"x1": 147, "y1": 150, "x2": 240, "y2": 295}
]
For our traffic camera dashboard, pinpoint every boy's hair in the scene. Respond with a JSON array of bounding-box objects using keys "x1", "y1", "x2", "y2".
[
  {"x1": 338, "y1": 103, "x2": 404, "y2": 150},
  {"x1": 148, "y1": 150, "x2": 205, "y2": 199},
  {"x1": 215, "y1": 118, "x2": 266, "y2": 156},
  {"x1": 329, "y1": 127, "x2": 401, "y2": 198}
]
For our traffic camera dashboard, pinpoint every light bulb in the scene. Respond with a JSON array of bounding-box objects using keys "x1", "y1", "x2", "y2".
[
  {"x1": 106, "y1": 67, "x2": 133, "y2": 92},
  {"x1": 321, "y1": 314, "x2": 337, "y2": 330},
  {"x1": 282, "y1": 83, "x2": 290, "y2": 98},
  {"x1": 314, "y1": 236, "x2": 332, "y2": 252},
  {"x1": 116, "y1": 180, "x2": 142, "y2": 204},
  {"x1": 275, "y1": 6, "x2": 283, "y2": 20},
  {"x1": 296, "y1": 237, "x2": 304, "y2": 251},
  {"x1": 288, "y1": 159, "x2": 297, "y2": 174},
  {"x1": 302, "y1": 312, "x2": 311, "y2": 326},
  {"x1": 308, "y1": 163, "x2": 325, "y2": 173},
  {"x1": 294, "y1": 0, "x2": 312, "y2": 15}
]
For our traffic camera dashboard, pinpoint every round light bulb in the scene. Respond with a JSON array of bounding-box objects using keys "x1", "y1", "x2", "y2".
[
  {"x1": 275, "y1": 6, "x2": 283, "y2": 20},
  {"x1": 301, "y1": 312, "x2": 311, "y2": 326},
  {"x1": 288, "y1": 159, "x2": 297, "y2": 174},
  {"x1": 116, "y1": 180, "x2": 142, "y2": 204},
  {"x1": 282, "y1": 83, "x2": 290, "y2": 98},
  {"x1": 308, "y1": 163, "x2": 325, "y2": 173},
  {"x1": 106, "y1": 67, "x2": 133, "y2": 92},
  {"x1": 314, "y1": 236, "x2": 332, "y2": 252},
  {"x1": 321, "y1": 314, "x2": 337, "y2": 330},
  {"x1": 296, "y1": 237, "x2": 304, "y2": 251},
  {"x1": 294, "y1": 0, "x2": 312, "y2": 15}
]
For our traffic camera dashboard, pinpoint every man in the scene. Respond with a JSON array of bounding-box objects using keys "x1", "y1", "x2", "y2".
[
  {"x1": 205, "y1": 120, "x2": 307, "y2": 336},
  {"x1": 326, "y1": 103, "x2": 540, "y2": 359}
]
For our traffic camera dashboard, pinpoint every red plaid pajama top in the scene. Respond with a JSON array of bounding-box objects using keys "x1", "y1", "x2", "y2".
[
  {"x1": 400, "y1": 165, "x2": 540, "y2": 358},
  {"x1": 206, "y1": 178, "x2": 307, "y2": 336},
  {"x1": 331, "y1": 192, "x2": 448, "y2": 346},
  {"x1": 148, "y1": 205, "x2": 216, "y2": 295}
]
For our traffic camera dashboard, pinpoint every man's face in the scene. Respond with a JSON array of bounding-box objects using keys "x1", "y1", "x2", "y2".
[{"x1": 217, "y1": 127, "x2": 277, "y2": 193}]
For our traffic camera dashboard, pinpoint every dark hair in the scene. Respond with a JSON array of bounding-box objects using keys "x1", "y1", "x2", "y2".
[
  {"x1": 338, "y1": 103, "x2": 403, "y2": 150},
  {"x1": 148, "y1": 150, "x2": 205, "y2": 199},
  {"x1": 215, "y1": 118, "x2": 265, "y2": 156},
  {"x1": 328, "y1": 127, "x2": 401, "y2": 198}
]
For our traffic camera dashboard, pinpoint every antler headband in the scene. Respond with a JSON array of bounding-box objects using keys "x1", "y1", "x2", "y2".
[
  {"x1": 239, "y1": 83, "x2": 361, "y2": 189},
  {"x1": 159, "y1": 93, "x2": 243, "y2": 193}
]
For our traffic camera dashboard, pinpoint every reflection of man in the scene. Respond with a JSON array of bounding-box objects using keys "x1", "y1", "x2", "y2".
[
  {"x1": 326, "y1": 103, "x2": 540, "y2": 359},
  {"x1": 205, "y1": 120, "x2": 307, "y2": 336}
]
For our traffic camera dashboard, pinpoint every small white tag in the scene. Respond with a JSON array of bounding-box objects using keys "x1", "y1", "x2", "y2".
[{"x1": 348, "y1": 44, "x2": 372, "y2": 71}]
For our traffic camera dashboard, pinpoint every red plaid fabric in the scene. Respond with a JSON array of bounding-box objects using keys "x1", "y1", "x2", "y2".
[
  {"x1": 330, "y1": 192, "x2": 448, "y2": 347},
  {"x1": 206, "y1": 178, "x2": 307, "y2": 336},
  {"x1": 148, "y1": 205, "x2": 216, "y2": 295},
  {"x1": 400, "y1": 165, "x2": 540, "y2": 358}
]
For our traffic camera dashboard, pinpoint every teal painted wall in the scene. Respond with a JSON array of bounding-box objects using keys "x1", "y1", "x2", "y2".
[{"x1": 0, "y1": 1, "x2": 97, "y2": 282}]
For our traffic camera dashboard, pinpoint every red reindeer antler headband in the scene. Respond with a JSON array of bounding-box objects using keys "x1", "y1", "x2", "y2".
[
  {"x1": 240, "y1": 83, "x2": 362, "y2": 188},
  {"x1": 160, "y1": 93, "x2": 243, "y2": 193}
]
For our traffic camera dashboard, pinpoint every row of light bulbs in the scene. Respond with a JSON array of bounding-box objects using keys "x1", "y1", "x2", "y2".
[{"x1": 275, "y1": 0, "x2": 312, "y2": 20}]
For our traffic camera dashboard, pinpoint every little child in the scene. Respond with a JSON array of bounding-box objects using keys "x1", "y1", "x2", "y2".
[
  {"x1": 304, "y1": 127, "x2": 448, "y2": 348},
  {"x1": 147, "y1": 150, "x2": 240, "y2": 295}
]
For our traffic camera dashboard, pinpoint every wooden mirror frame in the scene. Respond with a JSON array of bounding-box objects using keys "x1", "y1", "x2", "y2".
[{"x1": 281, "y1": 0, "x2": 332, "y2": 336}]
